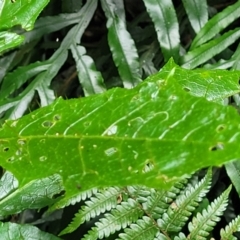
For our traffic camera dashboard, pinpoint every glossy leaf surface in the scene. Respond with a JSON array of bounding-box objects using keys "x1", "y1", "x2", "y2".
[
  {"x1": 100, "y1": 0, "x2": 141, "y2": 88},
  {"x1": 181, "y1": 28, "x2": 240, "y2": 69},
  {"x1": 0, "y1": 174, "x2": 65, "y2": 216},
  {"x1": 190, "y1": 1, "x2": 240, "y2": 50},
  {"x1": 0, "y1": 0, "x2": 50, "y2": 31},
  {"x1": 143, "y1": 0, "x2": 180, "y2": 62},
  {"x1": 0, "y1": 60, "x2": 240, "y2": 203},
  {"x1": 182, "y1": 0, "x2": 208, "y2": 33},
  {"x1": 0, "y1": 222, "x2": 60, "y2": 240}
]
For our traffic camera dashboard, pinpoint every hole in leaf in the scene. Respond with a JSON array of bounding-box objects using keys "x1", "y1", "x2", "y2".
[
  {"x1": 17, "y1": 139, "x2": 26, "y2": 145},
  {"x1": 52, "y1": 190, "x2": 65, "y2": 199},
  {"x1": 183, "y1": 87, "x2": 190, "y2": 92},
  {"x1": 42, "y1": 121, "x2": 54, "y2": 128},
  {"x1": 210, "y1": 143, "x2": 224, "y2": 151},
  {"x1": 7, "y1": 156, "x2": 15, "y2": 162},
  {"x1": 16, "y1": 149, "x2": 22, "y2": 156},
  {"x1": 39, "y1": 156, "x2": 47, "y2": 162},
  {"x1": 104, "y1": 147, "x2": 118, "y2": 156},
  {"x1": 53, "y1": 114, "x2": 61, "y2": 121},
  {"x1": 84, "y1": 121, "x2": 91, "y2": 127},
  {"x1": 143, "y1": 160, "x2": 155, "y2": 173},
  {"x1": 216, "y1": 125, "x2": 225, "y2": 132},
  {"x1": 3, "y1": 147, "x2": 9, "y2": 152}
]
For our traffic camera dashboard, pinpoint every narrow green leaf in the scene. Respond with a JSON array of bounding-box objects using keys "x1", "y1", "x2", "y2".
[
  {"x1": 0, "y1": 174, "x2": 64, "y2": 216},
  {"x1": 225, "y1": 161, "x2": 240, "y2": 197},
  {"x1": 0, "y1": 0, "x2": 50, "y2": 31},
  {"x1": 0, "y1": 171, "x2": 18, "y2": 200},
  {"x1": 70, "y1": 45, "x2": 106, "y2": 96},
  {"x1": 100, "y1": 0, "x2": 141, "y2": 88},
  {"x1": 182, "y1": 0, "x2": 208, "y2": 33},
  {"x1": 0, "y1": 222, "x2": 61, "y2": 240},
  {"x1": 142, "y1": 0, "x2": 180, "y2": 62},
  {"x1": 190, "y1": 1, "x2": 240, "y2": 50},
  {"x1": 0, "y1": 61, "x2": 51, "y2": 99},
  {"x1": 0, "y1": 0, "x2": 97, "y2": 117},
  {"x1": 181, "y1": 28, "x2": 240, "y2": 69},
  {"x1": 203, "y1": 59, "x2": 236, "y2": 70},
  {"x1": 0, "y1": 61, "x2": 240, "y2": 203},
  {"x1": 23, "y1": 10, "x2": 91, "y2": 44}
]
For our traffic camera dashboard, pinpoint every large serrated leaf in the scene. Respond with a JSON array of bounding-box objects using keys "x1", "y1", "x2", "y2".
[{"x1": 0, "y1": 60, "x2": 240, "y2": 204}]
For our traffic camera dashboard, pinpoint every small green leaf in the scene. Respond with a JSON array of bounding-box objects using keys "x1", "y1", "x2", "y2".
[
  {"x1": 0, "y1": 32, "x2": 24, "y2": 53},
  {"x1": 0, "y1": 0, "x2": 50, "y2": 31},
  {"x1": 225, "y1": 161, "x2": 240, "y2": 197},
  {"x1": 0, "y1": 222, "x2": 61, "y2": 240},
  {"x1": 100, "y1": 0, "x2": 141, "y2": 88},
  {"x1": 181, "y1": 28, "x2": 240, "y2": 69},
  {"x1": 182, "y1": 0, "x2": 208, "y2": 33},
  {"x1": 142, "y1": 0, "x2": 180, "y2": 62},
  {"x1": 0, "y1": 174, "x2": 65, "y2": 216},
  {"x1": 190, "y1": 1, "x2": 240, "y2": 50}
]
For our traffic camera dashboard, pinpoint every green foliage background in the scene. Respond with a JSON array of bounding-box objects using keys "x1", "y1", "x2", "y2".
[{"x1": 1, "y1": 0, "x2": 240, "y2": 239}]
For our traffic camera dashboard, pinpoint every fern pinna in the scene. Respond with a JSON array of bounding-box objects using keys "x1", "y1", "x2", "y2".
[{"x1": 57, "y1": 168, "x2": 240, "y2": 239}]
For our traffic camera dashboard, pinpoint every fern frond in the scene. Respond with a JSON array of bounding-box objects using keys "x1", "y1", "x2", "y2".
[
  {"x1": 118, "y1": 216, "x2": 159, "y2": 240},
  {"x1": 128, "y1": 178, "x2": 189, "y2": 220},
  {"x1": 187, "y1": 185, "x2": 232, "y2": 240},
  {"x1": 83, "y1": 198, "x2": 143, "y2": 239},
  {"x1": 220, "y1": 215, "x2": 240, "y2": 240},
  {"x1": 173, "y1": 232, "x2": 187, "y2": 240},
  {"x1": 158, "y1": 168, "x2": 212, "y2": 232},
  {"x1": 59, "y1": 187, "x2": 121, "y2": 236},
  {"x1": 50, "y1": 187, "x2": 98, "y2": 211}
]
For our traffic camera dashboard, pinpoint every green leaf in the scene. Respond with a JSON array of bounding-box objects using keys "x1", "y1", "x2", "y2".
[
  {"x1": 181, "y1": 28, "x2": 240, "y2": 69},
  {"x1": 0, "y1": 171, "x2": 18, "y2": 200},
  {"x1": 0, "y1": 222, "x2": 61, "y2": 240},
  {"x1": 172, "y1": 62, "x2": 240, "y2": 103},
  {"x1": 70, "y1": 45, "x2": 106, "y2": 96},
  {"x1": 187, "y1": 185, "x2": 231, "y2": 239},
  {"x1": 0, "y1": 174, "x2": 65, "y2": 216},
  {"x1": 0, "y1": 60, "x2": 240, "y2": 206},
  {"x1": 220, "y1": 215, "x2": 240, "y2": 240},
  {"x1": 118, "y1": 216, "x2": 158, "y2": 240},
  {"x1": 225, "y1": 161, "x2": 240, "y2": 197},
  {"x1": 190, "y1": 1, "x2": 240, "y2": 50},
  {"x1": 23, "y1": 10, "x2": 91, "y2": 44},
  {"x1": 142, "y1": 0, "x2": 180, "y2": 62},
  {"x1": 0, "y1": 32, "x2": 24, "y2": 54},
  {"x1": 0, "y1": 0, "x2": 50, "y2": 31},
  {"x1": 100, "y1": 0, "x2": 141, "y2": 88},
  {"x1": 0, "y1": 0, "x2": 97, "y2": 118},
  {"x1": 182, "y1": 0, "x2": 208, "y2": 34},
  {"x1": 0, "y1": 61, "x2": 51, "y2": 99}
]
